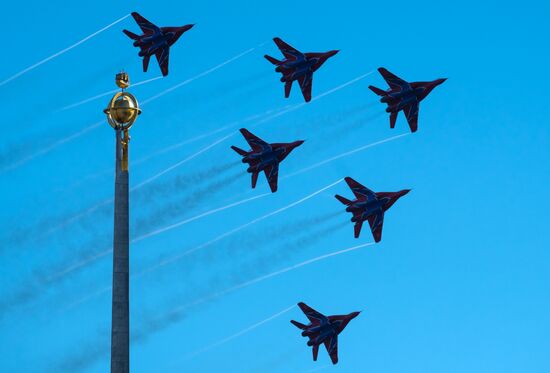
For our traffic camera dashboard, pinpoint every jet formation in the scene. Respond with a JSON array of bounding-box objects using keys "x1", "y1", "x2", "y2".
[
  {"x1": 335, "y1": 177, "x2": 410, "y2": 242},
  {"x1": 113, "y1": 11, "x2": 448, "y2": 367},
  {"x1": 264, "y1": 38, "x2": 338, "y2": 102},
  {"x1": 291, "y1": 302, "x2": 360, "y2": 365},
  {"x1": 123, "y1": 12, "x2": 194, "y2": 76},
  {"x1": 231, "y1": 128, "x2": 303, "y2": 193},
  {"x1": 369, "y1": 67, "x2": 446, "y2": 132}
]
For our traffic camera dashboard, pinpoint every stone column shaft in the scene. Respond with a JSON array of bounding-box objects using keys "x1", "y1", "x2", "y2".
[{"x1": 111, "y1": 129, "x2": 130, "y2": 373}]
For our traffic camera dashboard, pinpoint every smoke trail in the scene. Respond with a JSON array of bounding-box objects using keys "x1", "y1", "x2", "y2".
[
  {"x1": 61, "y1": 105, "x2": 292, "y2": 190},
  {"x1": 253, "y1": 70, "x2": 375, "y2": 127},
  {"x1": 133, "y1": 193, "x2": 271, "y2": 243},
  {"x1": 56, "y1": 222, "x2": 346, "y2": 370},
  {"x1": 170, "y1": 241, "x2": 373, "y2": 316},
  {"x1": 2, "y1": 46, "x2": 260, "y2": 172},
  {"x1": 133, "y1": 178, "x2": 343, "y2": 277},
  {"x1": 0, "y1": 120, "x2": 103, "y2": 173},
  {"x1": 44, "y1": 137, "x2": 235, "y2": 238},
  {"x1": 0, "y1": 14, "x2": 131, "y2": 87},
  {"x1": 133, "y1": 160, "x2": 240, "y2": 205},
  {"x1": 64, "y1": 211, "x2": 341, "y2": 311},
  {"x1": 133, "y1": 171, "x2": 242, "y2": 235},
  {"x1": 37, "y1": 69, "x2": 371, "y2": 234},
  {"x1": 0, "y1": 171, "x2": 243, "y2": 315},
  {"x1": 136, "y1": 221, "x2": 348, "y2": 336},
  {"x1": 57, "y1": 76, "x2": 163, "y2": 112},
  {"x1": 45, "y1": 176, "x2": 260, "y2": 286},
  {"x1": 133, "y1": 105, "x2": 293, "y2": 167},
  {"x1": 119, "y1": 229, "x2": 364, "y2": 346},
  {"x1": 131, "y1": 133, "x2": 235, "y2": 191},
  {"x1": 141, "y1": 44, "x2": 262, "y2": 106},
  {"x1": 182, "y1": 304, "x2": 295, "y2": 360},
  {"x1": 284, "y1": 133, "x2": 410, "y2": 179}
]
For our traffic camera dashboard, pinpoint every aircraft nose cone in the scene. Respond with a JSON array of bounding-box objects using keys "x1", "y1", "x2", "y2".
[
  {"x1": 434, "y1": 78, "x2": 447, "y2": 86},
  {"x1": 401, "y1": 189, "x2": 412, "y2": 196},
  {"x1": 350, "y1": 311, "x2": 361, "y2": 319},
  {"x1": 181, "y1": 24, "x2": 195, "y2": 32},
  {"x1": 327, "y1": 50, "x2": 339, "y2": 57},
  {"x1": 289, "y1": 140, "x2": 304, "y2": 150}
]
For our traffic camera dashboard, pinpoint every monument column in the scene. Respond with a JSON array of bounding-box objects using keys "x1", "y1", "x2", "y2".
[{"x1": 104, "y1": 73, "x2": 141, "y2": 373}]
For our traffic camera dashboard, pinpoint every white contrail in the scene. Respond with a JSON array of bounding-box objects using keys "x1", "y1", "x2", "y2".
[
  {"x1": 284, "y1": 133, "x2": 410, "y2": 179},
  {"x1": 2, "y1": 120, "x2": 104, "y2": 173},
  {"x1": 141, "y1": 46, "x2": 260, "y2": 106},
  {"x1": 182, "y1": 304, "x2": 296, "y2": 360},
  {"x1": 133, "y1": 105, "x2": 293, "y2": 166},
  {"x1": 133, "y1": 193, "x2": 271, "y2": 243},
  {"x1": 45, "y1": 194, "x2": 112, "y2": 236},
  {"x1": 55, "y1": 193, "x2": 270, "y2": 285},
  {"x1": 123, "y1": 71, "x2": 372, "y2": 180},
  {"x1": 45, "y1": 70, "x2": 371, "y2": 226},
  {"x1": 134, "y1": 178, "x2": 344, "y2": 278},
  {"x1": 0, "y1": 14, "x2": 131, "y2": 87},
  {"x1": 46, "y1": 247, "x2": 112, "y2": 282},
  {"x1": 49, "y1": 131, "x2": 241, "y2": 237},
  {"x1": 253, "y1": 70, "x2": 375, "y2": 127},
  {"x1": 130, "y1": 133, "x2": 235, "y2": 191},
  {"x1": 58, "y1": 76, "x2": 163, "y2": 111},
  {"x1": 168, "y1": 242, "x2": 374, "y2": 315}
]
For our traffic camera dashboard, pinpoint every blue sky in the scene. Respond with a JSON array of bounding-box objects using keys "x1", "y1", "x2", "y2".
[{"x1": 0, "y1": 0, "x2": 549, "y2": 372}]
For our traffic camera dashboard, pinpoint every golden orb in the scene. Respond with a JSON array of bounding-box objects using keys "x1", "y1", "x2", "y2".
[
  {"x1": 112, "y1": 95, "x2": 137, "y2": 124},
  {"x1": 104, "y1": 91, "x2": 141, "y2": 130}
]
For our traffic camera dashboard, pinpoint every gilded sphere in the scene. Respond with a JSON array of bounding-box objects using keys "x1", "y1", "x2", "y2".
[
  {"x1": 111, "y1": 95, "x2": 138, "y2": 124},
  {"x1": 104, "y1": 91, "x2": 141, "y2": 129}
]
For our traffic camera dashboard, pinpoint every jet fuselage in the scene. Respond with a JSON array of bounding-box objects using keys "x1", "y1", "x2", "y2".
[
  {"x1": 242, "y1": 141, "x2": 303, "y2": 174},
  {"x1": 277, "y1": 51, "x2": 337, "y2": 83},
  {"x1": 135, "y1": 28, "x2": 187, "y2": 57},
  {"x1": 382, "y1": 79, "x2": 446, "y2": 113},
  {"x1": 348, "y1": 198, "x2": 388, "y2": 223}
]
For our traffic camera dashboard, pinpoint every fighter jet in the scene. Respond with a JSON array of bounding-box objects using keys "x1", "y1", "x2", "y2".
[
  {"x1": 123, "y1": 12, "x2": 194, "y2": 76},
  {"x1": 291, "y1": 302, "x2": 360, "y2": 365},
  {"x1": 264, "y1": 38, "x2": 339, "y2": 102},
  {"x1": 369, "y1": 67, "x2": 446, "y2": 132},
  {"x1": 231, "y1": 128, "x2": 303, "y2": 193},
  {"x1": 335, "y1": 177, "x2": 410, "y2": 242}
]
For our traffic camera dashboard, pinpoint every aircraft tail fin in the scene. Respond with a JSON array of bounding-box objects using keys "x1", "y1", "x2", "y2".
[
  {"x1": 312, "y1": 344, "x2": 319, "y2": 361},
  {"x1": 264, "y1": 54, "x2": 281, "y2": 65},
  {"x1": 368, "y1": 85, "x2": 386, "y2": 96},
  {"x1": 231, "y1": 145, "x2": 248, "y2": 156},
  {"x1": 143, "y1": 55, "x2": 150, "y2": 73},
  {"x1": 123, "y1": 29, "x2": 140, "y2": 40},
  {"x1": 390, "y1": 111, "x2": 398, "y2": 128},
  {"x1": 290, "y1": 320, "x2": 307, "y2": 330},
  {"x1": 335, "y1": 194, "x2": 352, "y2": 205},
  {"x1": 251, "y1": 171, "x2": 259, "y2": 189}
]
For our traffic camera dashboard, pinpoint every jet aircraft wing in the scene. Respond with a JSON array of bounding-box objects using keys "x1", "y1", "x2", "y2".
[
  {"x1": 403, "y1": 101, "x2": 419, "y2": 132},
  {"x1": 323, "y1": 335, "x2": 339, "y2": 364},
  {"x1": 378, "y1": 67, "x2": 411, "y2": 91},
  {"x1": 273, "y1": 37, "x2": 303, "y2": 60},
  {"x1": 239, "y1": 128, "x2": 269, "y2": 152},
  {"x1": 344, "y1": 177, "x2": 376, "y2": 201},
  {"x1": 298, "y1": 302, "x2": 327, "y2": 324},
  {"x1": 367, "y1": 212, "x2": 384, "y2": 243},
  {"x1": 155, "y1": 47, "x2": 170, "y2": 76},
  {"x1": 131, "y1": 12, "x2": 160, "y2": 35},
  {"x1": 263, "y1": 163, "x2": 279, "y2": 193},
  {"x1": 298, "y1": 73, "x2": 313, "y2": 102}
]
